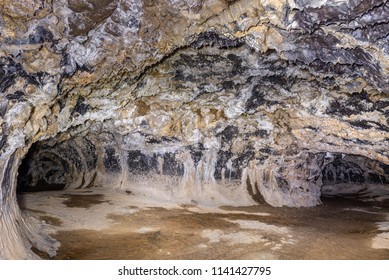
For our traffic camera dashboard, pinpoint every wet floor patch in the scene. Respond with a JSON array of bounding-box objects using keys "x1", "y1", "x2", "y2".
[
  {"x1": 61, "y1": 194, "x2": 110, "y2": 208},
  {"x1": 40, "y1": 215, "x2": 62, "y2": 226}
]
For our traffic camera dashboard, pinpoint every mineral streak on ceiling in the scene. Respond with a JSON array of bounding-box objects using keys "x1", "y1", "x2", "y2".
[{"x1": 0, "y1": 0, "x2": 389, "y2": 259}]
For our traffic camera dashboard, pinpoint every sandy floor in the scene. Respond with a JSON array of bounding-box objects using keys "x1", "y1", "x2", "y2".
[{"x1": 17, "y1": 188, "x2": 389, "y2": 260}]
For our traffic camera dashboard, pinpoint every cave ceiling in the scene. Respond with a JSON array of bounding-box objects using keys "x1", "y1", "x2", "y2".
[{"x1": 1, "y1": 0, "x2": 389, "y2": 204}]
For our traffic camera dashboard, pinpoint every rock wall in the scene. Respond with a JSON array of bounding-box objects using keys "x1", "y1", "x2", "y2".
[{"x1": 1, "y1": 0, "x2": 389, "y2": 259}]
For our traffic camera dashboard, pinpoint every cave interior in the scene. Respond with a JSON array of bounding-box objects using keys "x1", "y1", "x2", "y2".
[{"x1": 0, "y1": 0, "x2": 389, "y2": 259}]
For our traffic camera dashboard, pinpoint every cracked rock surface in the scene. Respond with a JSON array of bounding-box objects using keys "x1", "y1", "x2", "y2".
[{"x1": 1, "y1": 0, "x2": 389, "y2": 259}]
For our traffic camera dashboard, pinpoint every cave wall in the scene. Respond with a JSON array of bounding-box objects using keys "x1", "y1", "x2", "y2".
[{"x1": 1, "y1": 0, "x2": 389, "y2": 259}]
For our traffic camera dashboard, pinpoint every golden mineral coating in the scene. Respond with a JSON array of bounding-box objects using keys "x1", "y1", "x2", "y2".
[{"x1": 0, "y1": 0, "x2": 389, "y2": 259}]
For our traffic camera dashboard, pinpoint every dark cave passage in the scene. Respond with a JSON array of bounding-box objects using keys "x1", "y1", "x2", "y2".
[
  {"x1": 16, "y1": 134, "x2": 103, "y2": 195},
  {"x1": 320, "y1": 153, "x2": 389, "y2": 203},
  {"x1": 17, "y1": 143, "x2": 67, "y2": 193}
]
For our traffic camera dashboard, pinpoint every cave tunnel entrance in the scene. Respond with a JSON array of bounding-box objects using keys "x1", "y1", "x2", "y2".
[
  {"x1": 320, "y1": 153, "x2": 389, "y2": 205},
  {"x1": 17, "y1": 142, "x2": 67, "y2": 193}
]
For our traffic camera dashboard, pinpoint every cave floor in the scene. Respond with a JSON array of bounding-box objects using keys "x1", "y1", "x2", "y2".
[{"x1": 17, "y1": 188, "x2": 389, "y2": 260}]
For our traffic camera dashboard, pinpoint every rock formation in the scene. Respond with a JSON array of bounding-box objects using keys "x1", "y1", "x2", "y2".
[{"x1": 0, "y1": 0, "x2": 389, "y2": 259}]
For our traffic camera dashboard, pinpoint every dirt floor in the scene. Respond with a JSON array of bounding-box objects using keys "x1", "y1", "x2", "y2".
[{"x1": 18, "y1": 189, "x2": 389, "y2": 260}]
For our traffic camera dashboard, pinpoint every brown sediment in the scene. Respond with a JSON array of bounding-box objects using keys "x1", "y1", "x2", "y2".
[
  {"x1": 45, "y1": 196, "x2": 389, "y2": 260},
  {"x1": 40, "y1": 215, "x2": 62, "y2": 226},
  {"x1": 61, "y1": 194, "x2": 110, "y2": 208}
]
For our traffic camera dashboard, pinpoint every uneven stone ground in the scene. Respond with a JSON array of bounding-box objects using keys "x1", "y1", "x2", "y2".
[{"x1": 17, "y1": 188, "x2": 389, "y2": 260}]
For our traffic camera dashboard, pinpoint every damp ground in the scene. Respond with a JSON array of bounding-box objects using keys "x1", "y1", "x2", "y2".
[{"x1": 17, "y1": 188, "x2": 389, "y2": 260}]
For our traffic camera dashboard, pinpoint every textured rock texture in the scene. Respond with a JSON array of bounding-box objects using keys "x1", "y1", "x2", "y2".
[{"x1": 1, "y1": 0, "x2": 389, "y2": 259}]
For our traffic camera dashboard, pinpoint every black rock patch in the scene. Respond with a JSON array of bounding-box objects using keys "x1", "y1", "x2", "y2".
[
  {"x1": 217, "y1": 125, "x2": 239, "y2": 144},
  {"x1": 29, "y1": 26, "x2": 54, "y2": 44},
  {"x1": 83, "y1": 138, "x2": 98, "y2": 170},
  {"x1": 103, "y1": 146, "x2": 122, "y2": 173},
  {"x1": 191, "y1": 31, "x2": 244, "y2": 49},
  {"x1": 56, "y1": 144, "x2": 84, "y2": 172},
  {"x1": 188, "y1": 143, "x2": 205, "y2": 166},
  {"x1": 6, "y1": 91, "x2": 25, "y2": 101},
  {"x1": 127, "y1": 150, "x2": 157, "y2": 175},
  {"x1": 214, "y1": 150, "x2": 233, "y2": 180},
  {"x1": 72, "y1": 96, "x2": 91, "y2": 116},
  {"x1": 162, "y1": 153, "x2": 184, "y2": 177}
]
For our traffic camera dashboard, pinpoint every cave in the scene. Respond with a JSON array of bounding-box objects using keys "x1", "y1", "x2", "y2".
[
  {"x1": 321, "y1": 153, "x2": 389, "y2": 201},
  {"x1": 1, "y1": 0, "x2": 389, "y2": 259}
]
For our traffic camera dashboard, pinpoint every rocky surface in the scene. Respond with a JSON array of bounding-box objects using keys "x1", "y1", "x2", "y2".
[{"x1": 1, "y1": 0, "x2": 389, "y2": 259}]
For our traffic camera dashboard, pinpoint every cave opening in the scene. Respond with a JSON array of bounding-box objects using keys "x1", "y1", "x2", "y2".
[
  {"x1": 320, "y1": 153, "x2": 389, "y2": 204},
  {"x1": 17, "y1": 142, "x2": 67, "y2": 193}
]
